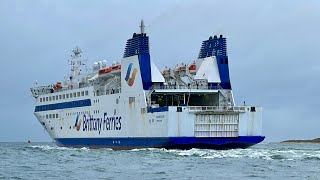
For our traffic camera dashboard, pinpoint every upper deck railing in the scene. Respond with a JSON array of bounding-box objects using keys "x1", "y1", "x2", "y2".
[
  {"x1": 151, "y1": 84, "x2": 221, "y2": 90},
  {"x1": 188, "y1": 106, "x2": 246, "y2": 113}
]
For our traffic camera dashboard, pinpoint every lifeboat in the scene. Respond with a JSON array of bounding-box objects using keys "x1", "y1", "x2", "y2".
[
  {"x1": 54, "y1": 82, "x2": 62, "y2": 90},
  {"x1": 188, "y1": 63, "x2": 196, "y2": 74},
  {"x1": 98, "y1": 64, "x2": 121, "y2": 78},
  {"x1": 110, "y1": 64, "x2": 121, "y2": 75},
  {"x1": 98, "y1": 67, "x2": 112, "y2": 75}
]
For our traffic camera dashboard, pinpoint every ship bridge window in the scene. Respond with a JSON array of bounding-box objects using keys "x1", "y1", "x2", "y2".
[
  {"x1": 77, "y1": 92, "x2": 80, "y2": 97},
  {"x1": 73, "y1": 92, "x2": 76, "y2": 97},
  {"x1": 56, "y1": 114, "x2": 58, "y2": 118},
  {"x1": 63, "y1": 94, "x2": 66, "y2": 99},
  {"x1": 70, "y1": 93, "x2": 73, "y2": 98},
  {"x1": 49, "y1": 114, "x2": 52, "y2": 119},
  {"x1": 46, "y1": 97, "x2": 48, "y2": 101},
  {"x1": 81, "y1": 91, "x2": 84, "y2": 96},
  {"x1": 46, "y1": 114, "x2": 48, "y2": 119},
  {"x1": 66, "y1": 94, "x2": 69, "y2": 98},
  {"x1": 56, "y1": 95, "x2": 58, "y2": 100},
  {"x1": 52, "y1": 114, "x2": 55, "y2": 118},
  {"x1": 49, "y1": 97, "x2": 52, "y2": 101},
  {"x1": 85, "y1": 91, "x2": 88, "y2": 96},
  {"x1": 53, "y1": 96, "x2": 55, "y2": 101},
  {"x1": 40, "y1": 98, "x2": 42, "y2": 102},
  {"x1": 59, "y1": 95, "x2": 62, "y2": 99}
]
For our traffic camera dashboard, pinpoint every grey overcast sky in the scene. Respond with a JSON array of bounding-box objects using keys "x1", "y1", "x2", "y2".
[{"x1": 0, "y1": 0, "x2": 319, "y2": 142}]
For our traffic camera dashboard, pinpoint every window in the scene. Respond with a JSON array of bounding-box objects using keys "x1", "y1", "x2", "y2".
[
  {"x1": 52, "y1": 114, "x2": 55, "y2": 118},
  {"x1": 63, "y1": 94, "x2": 65, "y2": 99},
  {"x1": 66, "y1": 94, "x2": 69, "y2": 98},
  {"x1": 116, "y1": 99, "x2": 119, "y2": 104},
  {"x1": 70, "y1": 93, "x2": 73, "y2": 98},
  {"x1": 77, "y1": 92, "x2": 80, "y2": 97},
  {"x1": 81, "y1": 91, "x2": 84, "y2": 96},
  {"x1": 46, "y1": 97, "x2": 48, "y2": 101},
  {"x1": 129, "y1": 97, "x2": 135, "y2": 104},
  {"x1": 49, "y1": 97, "x2": 52, "y2": 101},
  {"x1": 73, "y1": 92, "x2": 76, "y2": 97},
  {"x1": 49, "y1": 114, "x2": 52, "y2": 118},
  {"x1": 56, "y1": 95, "x2": 58, "y2": 100},
  {"x1": 46, "y1": 114, "x2": 48, "y2": 119},
  {"x1": 40, "y1": 98, "x2": 42, "y2": 102},
  {"x1": 53, "y1": 96, "x2": 55, "y2": 100},
  {"x1": 56, "y1": 114, "x2": 58, "y2": 118},
  {"x1": 59, "y1": 95, "x2": 62, "y2": 99},
  {"x1": 85, "y1": 91, "x2": 88, "y2": 96}
]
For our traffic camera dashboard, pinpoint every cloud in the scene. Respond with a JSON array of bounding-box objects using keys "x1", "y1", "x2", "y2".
[{"x1": 0, "y1": 0, "x2": 319, "y2": 142}]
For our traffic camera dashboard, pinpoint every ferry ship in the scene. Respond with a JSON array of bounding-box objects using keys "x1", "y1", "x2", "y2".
[{"x1": 30, "y1": 21, "x2": 264, "y2": 150}]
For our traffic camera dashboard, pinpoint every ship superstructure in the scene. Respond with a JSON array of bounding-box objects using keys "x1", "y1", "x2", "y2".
[{"x1": 30, "y1": 21, "x2": 264, "y2": 149}]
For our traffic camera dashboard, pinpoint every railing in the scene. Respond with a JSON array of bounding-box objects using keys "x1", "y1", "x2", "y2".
[
  {"x1": 188, "y1": 106, "x2": 246, "y2": 113},
  {"x1": 152, "y1": 84, "x2": 221, "y2": 90}
]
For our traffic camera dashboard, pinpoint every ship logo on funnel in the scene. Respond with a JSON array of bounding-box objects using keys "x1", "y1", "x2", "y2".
[{"x1": 125, "y1": 63, "x2": 137, "y2": 86}]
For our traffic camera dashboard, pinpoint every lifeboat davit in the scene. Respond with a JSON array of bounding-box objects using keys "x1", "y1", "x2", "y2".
[
  {"x1": 174, "y1": 63, "x2": 187, "y2": 77},
  {"x1": 161, "y1": 67, "x2": 171, "y2": 78}
]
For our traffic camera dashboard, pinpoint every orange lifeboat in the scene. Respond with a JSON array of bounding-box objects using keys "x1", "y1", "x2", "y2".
[
  {"x1": 189, "y1": 64, "x2": 196, "y2": 71},
  {"x1": 110, "y1": 64, "x2": 121, "y2": 75},
  {"x1": 54, "y1": 82, "x2": 62, "y2": 90},
  {"x1": 98, "y1": 67, "x2": 112, "y2": 75}
]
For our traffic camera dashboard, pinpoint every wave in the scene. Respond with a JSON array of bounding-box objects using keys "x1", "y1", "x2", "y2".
[
  {"x1": 23, "y1": 144, "x2": 320, "y2": 161},
  {"x1": 128, "y1": 147, "x2": 320, "y2": 161},
  {"x1": 26, "y1": 145, "x2": 89, "y2": 151}
]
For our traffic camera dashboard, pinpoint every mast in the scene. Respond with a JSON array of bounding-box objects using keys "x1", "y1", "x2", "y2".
[
  {"x1": 69, "y1": 47, "x2": 86, "y2": 85},
  {"x1": 140, "y1": 20, "x2": 145, "y2": 34}
]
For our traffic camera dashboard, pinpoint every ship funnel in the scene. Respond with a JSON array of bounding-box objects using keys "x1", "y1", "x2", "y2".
[
  {"x1": 198, "y1": 35, "x2": 231, "y2": 89},
  {"x1": 123, "y1": 20, "x2": 152, "y2": 90}
]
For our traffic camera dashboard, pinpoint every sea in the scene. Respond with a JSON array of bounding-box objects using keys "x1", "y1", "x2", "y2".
[{"x1": 0, "y1": 142, "x2": 319, "y2": 180}]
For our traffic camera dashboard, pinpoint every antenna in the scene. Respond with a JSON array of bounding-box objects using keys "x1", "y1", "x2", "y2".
[{"x1": 140, "y1": 19, "x2": 145, "y2": 34}]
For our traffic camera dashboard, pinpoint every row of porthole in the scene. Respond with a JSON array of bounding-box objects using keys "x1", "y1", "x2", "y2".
[
  {"x1": 66, "y1": 111, "x2": 90, "y2": 116},
  {"x1": 39, "y1": 90, "x2": 89, "y2": 103}
]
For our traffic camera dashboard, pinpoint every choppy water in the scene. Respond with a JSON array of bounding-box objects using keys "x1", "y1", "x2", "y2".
[{"x1": 0, "y1": 143, "x2": 319, "y2": 179}]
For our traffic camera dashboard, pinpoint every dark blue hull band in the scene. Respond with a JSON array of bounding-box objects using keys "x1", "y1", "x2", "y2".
[{"x1": 54, "y1": 136, "x2": 265, "y2": 150}]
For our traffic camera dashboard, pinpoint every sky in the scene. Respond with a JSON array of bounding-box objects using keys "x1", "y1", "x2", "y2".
[{"x1": 0, "y1": 0, "x2": 319, "y2": 142}]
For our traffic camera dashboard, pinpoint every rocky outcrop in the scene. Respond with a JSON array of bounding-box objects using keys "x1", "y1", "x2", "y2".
[{"x1": 281, "y1": 138, "x2": 320, "y2": 143}]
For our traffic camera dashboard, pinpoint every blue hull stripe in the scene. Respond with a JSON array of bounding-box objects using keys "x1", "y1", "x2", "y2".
[
  {"x1": 35, "y1": 99, "x2": 91, "y2": 112},
  {"x1": 54, "y1": 136, "x2": 265, "y2": 150}
]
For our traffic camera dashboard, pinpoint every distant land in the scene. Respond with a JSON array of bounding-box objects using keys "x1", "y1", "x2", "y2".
[{"x1": 281, "y1": 138, "x2": 320, "y2": 143}]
